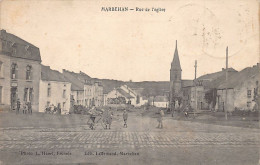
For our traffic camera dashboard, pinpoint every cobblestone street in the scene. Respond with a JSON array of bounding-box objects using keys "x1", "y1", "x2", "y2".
[{"x1": 0, "y1": 113, "x2": 259, "y2": 164}]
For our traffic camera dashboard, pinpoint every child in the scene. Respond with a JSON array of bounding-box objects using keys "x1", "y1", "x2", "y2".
[{"x1": 123, "y1": 110, "x2": 128, "y2": 128}]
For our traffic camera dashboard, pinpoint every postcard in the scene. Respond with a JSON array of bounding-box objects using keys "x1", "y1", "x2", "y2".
[{"x1": 0, "y1": 0, "x2": 259, "y2": 164}]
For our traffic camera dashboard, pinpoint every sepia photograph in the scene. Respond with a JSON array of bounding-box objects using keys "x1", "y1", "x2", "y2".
[{"x1": 0, "y1": 0, "x2": 259, "y2": 164}]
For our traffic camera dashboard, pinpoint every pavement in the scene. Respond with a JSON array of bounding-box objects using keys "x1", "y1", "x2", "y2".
[{"x1": 0, "y1": 112, "x2": 259, "y2": 165}]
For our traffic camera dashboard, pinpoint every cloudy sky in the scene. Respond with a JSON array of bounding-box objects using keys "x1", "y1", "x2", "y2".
[{"x1": 1, "y1": 0, "x2": 259, "y2": 81}]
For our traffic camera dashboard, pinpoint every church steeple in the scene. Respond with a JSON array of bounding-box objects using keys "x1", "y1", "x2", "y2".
[{"x1": 171, "y1": 40, "x2": 182, "y2": 71}]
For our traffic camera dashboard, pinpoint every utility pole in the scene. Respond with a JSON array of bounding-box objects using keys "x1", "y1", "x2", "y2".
[
  {"x1": 225, "y1": 47, "x2": 228, "y2": 120},
  {"x1": 194, "y1": 60, "x2": 197, "y2": 116}
]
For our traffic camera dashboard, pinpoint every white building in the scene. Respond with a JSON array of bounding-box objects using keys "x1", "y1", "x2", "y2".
[
  {"x1": 39, "y1": 65, "x2": 71, "y2": 114},
  {"x1": 152, "y1": 96, "x2": 169, "y2": 108}
]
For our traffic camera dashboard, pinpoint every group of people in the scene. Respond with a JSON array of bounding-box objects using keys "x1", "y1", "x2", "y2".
[
  {"x1": 16, "y1": 99, "x2": 32, "y2": 114},
  {"x1": 45, "y1": 104, "x2": 61, "y2": 114},
  {"x1": 87, "y1": 106, "x2": 129, "y2": 130}
]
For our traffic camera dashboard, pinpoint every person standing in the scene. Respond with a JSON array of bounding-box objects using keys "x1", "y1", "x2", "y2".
[
  {"x1": 16, "y1": 98, "x2": 21, "y2": 114},
  {"x1": 28, "y1": 102, "x2": 32, "y2": 115},
  {"x1": 107, "y1": 108, "x2": 113, "y2": 129},
  {"x1": 23, "y1": 102, "x2": 27, "y2": 114},
  {"x1": 123, "y1": 110, "x2": 128, "y2": 128},
  {"x1": 157, "y1": 109, "x2": 164, "y2": 129}
]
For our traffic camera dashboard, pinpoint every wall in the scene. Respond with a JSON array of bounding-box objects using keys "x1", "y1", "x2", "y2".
[
  {"x1": 154, "y1": 101, "x2": 168, "y2": 108},
  {"x1": 233, "y1": 75, "x2": 259, "y2": 110},
  {"x1": 216, "y1": 88, "x2": 234, "y2": 112},
  {"x1": 0, "y1": 54, "x2": 41, "y2": 112},
  {"x1": 71, "y1": 90, "x2": 84, "y2": 105},
  {"x1": 39, "y1": 80, "x2": 71, "y2": 114},
  {"x1": 0, "y1": 54, "x2": 11, "y2": 109},
  {"x1": 84, "y1": 84, "x2": 92, "y2": 107}
]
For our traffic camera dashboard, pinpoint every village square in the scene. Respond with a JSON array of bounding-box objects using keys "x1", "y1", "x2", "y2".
[{"x1": 0, "y1": 29, "x2": 259, "y2": 164}]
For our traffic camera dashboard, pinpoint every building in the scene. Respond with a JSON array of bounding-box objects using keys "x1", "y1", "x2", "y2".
[
  {"x1": 62, "y1": 70, "x2": 104, "y2": 108},
  {"x1": 216, "y1": 64, "x2": 260, "y2": 112},
  {"x1": 39, "y1": 65, "x2": 71, "y2": 114},
  {"x1": 106, "y1": 87, "x2": 135, "y2": 106},
  {"x1": 153, "y1": 96, "x2": 169, "y2": 108},
  {"x1": 0, "y1": 29, "x2": 41, "y2": 112},
  {"x1": 62, "y1": 69, "x2": 85, "y2": 107},
  {"x1": 169, "y1": 40, "x2": 194, "y2": 110},
  {"x1": 106, "y1": 85, "x2": 148, "y2": 107},
  {"x1": 170, "y1": 41, "x2": 182, "y2": 109}
]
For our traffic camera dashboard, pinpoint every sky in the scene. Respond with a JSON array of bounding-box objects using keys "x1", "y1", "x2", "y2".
[{"x1": 1, "y1": 0, "x2": 259, "y2": 81}]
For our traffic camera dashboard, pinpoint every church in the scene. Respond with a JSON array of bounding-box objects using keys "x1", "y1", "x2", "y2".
[{"x1": 169, "y1": 41, "x2": 194, "y2": 110}]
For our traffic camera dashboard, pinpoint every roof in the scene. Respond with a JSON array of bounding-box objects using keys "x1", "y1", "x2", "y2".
[
  {"x1": 154, "y1": 96, "x2": 169, "y2": 102},
  {"x1": 117, "y1": 88, "x2": 134, "y2": 99},
  {"x1": 198, "y1": 68, "x2": 237, "y2": 81},
  {"x1": 218, "y1": 65, "x2": 260, "y2": 89},
  {"x1": 62, "y1": 70, "x2": 85, "y2": 91},
  {"x1": 41, "y1": 65, "x2": 69, "y2": 82},
  {"x1": 171, "y1": 40, "x2": 181, "y2": 70},
  {"x1": 0, "y1": 29, "x2": 41, "y2": 62},
  {"x1": 182, "y1": 80, "x2": 194, "y2": 87}
]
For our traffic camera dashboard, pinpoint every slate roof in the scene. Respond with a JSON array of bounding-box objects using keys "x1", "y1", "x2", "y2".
[
  {"x1": 182, "y1": 80, "x2": 194, "y2": 87},
  {"x1": 0, "y1": 29, "x2": 41, "y2": 62},
  {"x1": 116, "y1": 88, "x2": 134, "y2": 99},
  {"x1": 197, "y1": 68, "x2": 237, "y2": 81},
  {"x1": 62, "y1": 70, "x2": 84, "y2": 91},
  {"x1": 41, "y1": 65, "x2": 68, "y2": 82},
  {"x1": 154, "y1": 96, "x2": 168, "y2": 102},
  {"x1": 218, "y1": 65, "x2": 259, "y2": 89},
  {"x1": 171, "y1": 40, "x2": 181, "y2": 70}
]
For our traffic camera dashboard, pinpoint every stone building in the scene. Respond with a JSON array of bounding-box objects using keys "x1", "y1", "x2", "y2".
[
  {"x1": 170, "y1": 40, "x2": 182, "y2": 108},
  {"x1": 62, "y1": 70, "x2": 104, "y2": 108},
  {"x1": 169, "y1": 40, "x2": 193, "y2": 110},
  {"x1": 216, "y1": 64, "x2": 260, "y2": 112},
  {"x1": 62, "y1": 69, "x2": 85, "y2": 106},
  {"x1": 0, "y1": 29, "x2": 41, "y2": 112},
  {"x1": 39, "y1": 65, "x2": 71, "y2": 114}
]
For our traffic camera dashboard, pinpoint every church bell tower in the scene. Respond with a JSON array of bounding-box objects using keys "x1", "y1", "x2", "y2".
[{"x1": 170, "y1": 40, "x2": 182, "y2": 109}]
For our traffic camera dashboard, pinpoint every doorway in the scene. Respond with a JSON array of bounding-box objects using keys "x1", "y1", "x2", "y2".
[{"x1": 11, "y1": 87, "x2": 17, "y2": 110}]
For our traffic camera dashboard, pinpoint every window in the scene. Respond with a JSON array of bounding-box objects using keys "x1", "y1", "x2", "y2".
[
  {"x1": 11, "y1": 63, "x2": 17, "y2": 79},
  {"x1": 63, "y1": 89, "x2": 66, "y2": 98},
  {"x1": 29, "y1": 88, "x2": 33, "y2": 102},
  {"x1": 63, "y1": 102, "x2": 66, "y2": 108},
  {"x1": 0, "y1": 61, "x2": 2, "y2": 77},
  {"x1": 0, "y1": 86, "x2": 2, "y2": 103},
  {"x1": 247, "y1": 102, "x2": 251, "y2": 108},
  {"x1": 47, "y1": 83, "x2": 51, "y2": 97},
  {"x1": 47, "y1": 101, "x2": 50, "y2": 107},
  {"x1": 247, "y1": 90, "x2": 251, "y2": 98},
  {"x1": 24, "y1": 88, "x2": 28, "y2": 102},
  {"x1": 26, "y1": 65, "x2": 32, "y2": 80}
]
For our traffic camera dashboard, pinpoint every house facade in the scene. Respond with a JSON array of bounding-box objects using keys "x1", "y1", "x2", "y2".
[
  {"x1": 39, "y1": 65, "x2": 71, "y2": 114},
  {"x1": 216, "y1": 65, "x2": 260, "y2": 112},
  {"x1": 106, "y1": 87, "x2": 134, "y2": 105},
  {"x1": 0, "y1": 29, "x2": 41, "y2": 112},
  {"x1": 62, "y1": 70, "x2": 104, "y2": 108}
]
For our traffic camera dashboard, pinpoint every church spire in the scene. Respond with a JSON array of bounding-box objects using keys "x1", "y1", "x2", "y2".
[{"x1": 171, "y1": 40, "x2": 181, "y2": 70}]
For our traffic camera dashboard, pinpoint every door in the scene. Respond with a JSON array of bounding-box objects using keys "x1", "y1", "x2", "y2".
[{"x1": 11, "y1": 87, "x2": 17, "y2": 110}]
